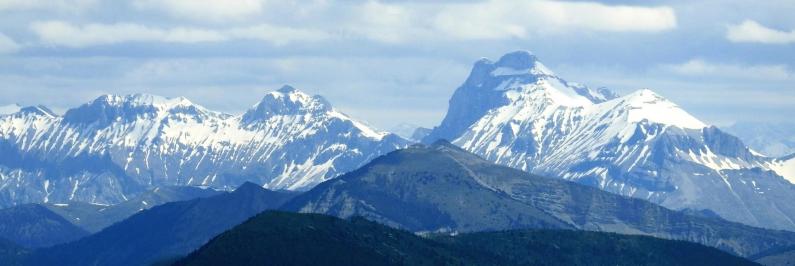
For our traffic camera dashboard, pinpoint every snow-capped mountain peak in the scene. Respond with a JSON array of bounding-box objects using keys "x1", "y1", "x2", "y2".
[
  {"x1": 276, "y1": 84, "x2": 298, "y2": 93},
  {"x1": 591, "y1": 89, "x2": 707, "y2": 130},
  {"x1": 429, "y1": 50, "x2": 795, "y2": 231},
  {"x1": 243, "y1": 85, "x2": 389, "y2": 141},
  {"x1": 242, "y1": 85, "x2": 332, "y2": 124},
  {"x1": 488, "y1": 50, "x2": 555, "y2": 77},
  {"x1": 467, "y1": 50, "x2": 556, "y2": 86},
  {"x1": 91, "y1": 93, "x2": 197, "y2": 111},
  {"x1": 424, "y1": 50, "x2": 618, "y2": 143},
  {"x1": 62, "y1": 93, "x2": 215, "y2": 126},
  {"x1": 485, "y1": 50, "x2": 615, "y2": 105},
  {"x1": 496, "y1": 50, "x2": 540, "y2": 70},
  {"x1": 17, "y1": 105, "x2": 57, "y2": 117}
]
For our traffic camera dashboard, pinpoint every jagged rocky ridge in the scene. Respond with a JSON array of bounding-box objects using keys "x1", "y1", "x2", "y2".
[
  {"x1": 422, "y1": 50, "x2": 795, "y2": 231},
  {"x1": 0, "y1": 86, "x2": 408, "y2": 207}
]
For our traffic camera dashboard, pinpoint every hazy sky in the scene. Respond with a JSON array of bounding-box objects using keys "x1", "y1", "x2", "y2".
[{"x1": 0, "y1": 0, "x2": 793, "y2": 129}]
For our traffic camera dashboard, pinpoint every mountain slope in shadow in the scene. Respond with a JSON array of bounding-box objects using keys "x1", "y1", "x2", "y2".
[
  {"x1": 28, "y1": 182, "x2": 297, "y2": 266},
  {"x1": 0, "y1": 204, "x2": 88, "y2": 248}
]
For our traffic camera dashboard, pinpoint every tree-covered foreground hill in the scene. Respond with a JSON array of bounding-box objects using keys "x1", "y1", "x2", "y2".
[{"x1": 174, "y1": 211, "x2": 756, "y2": 266}]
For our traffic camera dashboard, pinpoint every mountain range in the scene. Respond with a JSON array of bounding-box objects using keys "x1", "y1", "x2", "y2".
[
  {"x1": 283, "y1": 141, "x2": 795, "y2": 258},
  {"x1": 2, "y1": 51, "x2": 792, "y2": 233},
  {"x1": 421, "y1": 50, "x2": 795, "y2": 231},
  {"x1": 1, "y1": 49, "x2": 794, "y2": 265},
  {"x1": 1, "y1": 141, "x2": 792, "y2": 265},
  {"x1": 0, "y1": 86, "x2": 407, "y2": 208}
]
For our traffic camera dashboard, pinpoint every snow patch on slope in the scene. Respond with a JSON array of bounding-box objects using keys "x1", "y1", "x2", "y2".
[
  {"x1": 621, "y1": 89, "x2": 706, "y2": 129},
  {"x1": 538, "y1": 78, "x2": 594, "y2": 107},
  {"x1": 587, "y1": 89, "x2": 706, "y2": 130},
  {"x1": 770, "y1": 157, "x2": 795, "y2": 184},
  {"x1": 491, "y1": 61, "x2": 555, "y2": 77},
  {"x1": 327, "y1": 110, "x2": 388, "y2": 140}
]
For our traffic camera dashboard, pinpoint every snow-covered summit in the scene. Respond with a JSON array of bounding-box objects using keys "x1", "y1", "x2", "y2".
[
  {"x1": 99, "y1": 93, "x2": 192, "y2": 107},
  {"x1": 62, "y1": 93, "x2": 216, "y2": 126},
  {"x1": 427, "y1": 50, "x2": 795, "y2": 231},
  {"x1": 424, "y1": 50, "x2": 618, "y2": 143},
  {"x1": 242, "y1": 85, "x2": 332, "y2": 123},
  {"x1": 240, "y1": 85, "x2": 389, "y2": 141},
  {"x1": 17, "y1": 105, "x2": 57, "y2": 117},
  {"x1": 589, "y1": 89, "x2": 707, "y2": 130},
  {"x1": 487, "y1": 50, "x2": 554, "y2": 77}
]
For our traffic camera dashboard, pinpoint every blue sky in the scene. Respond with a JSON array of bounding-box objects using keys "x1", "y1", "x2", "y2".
[{"x1": 0, "y1": 0, "x2": 793, "y2": 129}]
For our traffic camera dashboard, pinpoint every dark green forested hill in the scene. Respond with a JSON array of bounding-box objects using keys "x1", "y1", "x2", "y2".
[
  {"x1": 751, "y1": 246, "x2": 795, "y2": 266},
  {"x1": 174, "y1": 211, "x2": 757, "y2": 266},
  {"x1": 0, "y1": 238, "x2": 28, "y2": 266},
  {"x1": 434, "y1": 230, "x2": 758, "y2": 266}
]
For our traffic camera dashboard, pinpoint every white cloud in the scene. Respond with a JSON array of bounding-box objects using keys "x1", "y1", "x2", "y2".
[
  {"x1": 433, "y1": 1, "x2": 527, "y2": 40},
  {"x1": 661, "y1": 59, "x2": 792, "y2": 81},
  {"x1": 0, "y1": 32, "x2": 20, "y2": 53},
  {"x1": 348, "y1": 1, "x2": 428, "y2": 43},
  {"x1": 30, "y1": 21, "x2": 328, "y2": 48},
  {"x1": 131, "y1": 0, "x2": 267, "y2": 22},
  {"x1": 327, "y1": 0, "x2": 677, "y2": 43},
  {"x1": 227, "y1": 24, "x2": 329, "y2": 45},
  {"x1": 22, "y1": 1, "x2": 679, "y2": 47},
  {"x1": 531, "y1": 1, "x2": 677, "y2": 32},
  {"x1": 433, "y1": 0, "x2": 677, "y2": 40},
  {"x1": 0, "y1": 0, "x2": 96, "y2": 12},
  {"x1": 30, "y1": 21, "x2": 227, "y2": 47},
  {"x1": 727, "y1": 20, "x2": 795, "y2": 44}
]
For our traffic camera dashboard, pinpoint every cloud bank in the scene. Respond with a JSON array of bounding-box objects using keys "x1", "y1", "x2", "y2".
[
  {"x1": 661, "y1": 59, "x2": 792, "y2": 81},
  {"x1": 131, "y1": 0, "x2": 267, "y2": 22},
  {"x1": 727, "y1": 20, "x2": 795, "y2": 44},
  {"x1": 22, "y1": 0, "x2": 678, "y2": 48},
  {"x1": 30, "y1": 21, "x2": 328, "y2": 47},
  {"x1": 0, "y1": 33, "x2": 20, "y2": 53}
]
